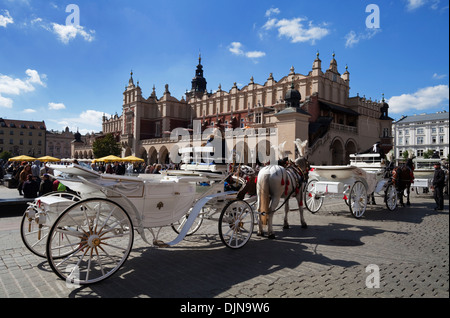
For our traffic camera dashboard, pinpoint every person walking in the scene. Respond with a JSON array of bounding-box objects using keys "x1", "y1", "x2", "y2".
[
  {"x1": 22, "y1": 175, "x2": 39, "y2": 199},
  {"x1": 432, "y1": 162, "x2": 445, "y2": 211},
  {"x1": 39, "y1": 174, "x2": 53, "y2": 196}
]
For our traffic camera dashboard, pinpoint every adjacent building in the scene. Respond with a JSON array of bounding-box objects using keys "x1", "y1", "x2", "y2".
[
  {"x1": 0, "y1": 118, "x2": 46, "y2": 157},
  {"x1": 393, "y1": 111, "x2": 449, "y2": 159}
]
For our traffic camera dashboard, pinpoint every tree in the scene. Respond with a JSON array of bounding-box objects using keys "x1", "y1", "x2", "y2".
[
  {"x1": 0, "y1": 151, "x2": 12, "y2": 162},
  {"x1": 92, "y1": 134, "x2": 122, "y2": 158},
  {"x1": 423, "y1": 149, "x2": 434, "y2": 159}
]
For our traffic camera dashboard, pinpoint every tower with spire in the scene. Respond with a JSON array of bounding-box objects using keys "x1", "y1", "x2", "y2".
[{"x1": 189, "y1": 54, "x2": 207, "y2": 98}]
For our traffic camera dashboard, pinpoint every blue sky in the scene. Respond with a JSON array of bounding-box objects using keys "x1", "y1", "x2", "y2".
[{"x1": 1, "y1": 0, "x2": 449, "y2": 134}]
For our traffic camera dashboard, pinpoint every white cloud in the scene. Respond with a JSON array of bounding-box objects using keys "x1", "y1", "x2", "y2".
[
  {"x1": 0, "y1": 69, "x2": 46, "y2": 108},
  {"x1": 52, "y1": 23, "x2": 95, "y2": 44},
  {"x1": 262, "y1": 17, "x2": 329, "y2": 44},
  {"x1": 0, "y1": 10, "x2": 14, "y2": 27},
  {"x1": 53, "y1": 110, "x2": 108, "y2": 134},
  {"x1": 388, "y1": 85, "x2": 449, "y2": 113},
  {"x1": 23, "y1": 108, "x2": 37, "y2": 113},
  {"x1": 406, "y1": 0, "x2": 441, "y2": 10},
  {"x1": 229, "y1": 42, "x2": 266, "y2": 60},
  {"x1": 345, "y1": 28, "x2": 381, "y2": 48},
  {"x1": 48, "y1": 102, "x2": 66, "y2": 110},
  {"x1": 265, "y1": 8, "x2": 280, "y2": 17},
  {"x1": 432, "y1": 73, "x2": 447, "y2": 79}
]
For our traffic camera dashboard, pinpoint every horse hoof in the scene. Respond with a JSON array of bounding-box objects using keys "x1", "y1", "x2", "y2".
[
  {"x1": 283, "y1": 225, "x2": 290, "y2": 230},
  {"x1": 301, "y1": 224, "x2": 308, "y2": 229},
  {"x1": 257, "y1": 232, "x2": 264, "y2": 237},
  {"x1": 406, "y1": 202, "x2": 411, "y2": 206},
  {"x1": 268, "y1": 234, "x2": 276, "y2": 239}
]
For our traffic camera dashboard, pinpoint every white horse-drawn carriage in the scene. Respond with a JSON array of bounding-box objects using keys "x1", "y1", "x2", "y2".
[
  {"x1": 304, "y1": 153, "x2": 397, "y2": 218},
  {"x1": 411, "y1": 158, "x2": 440, "y2": 194},
  {"x1": 21, "y1": 146, "x2": 256, "y2": 285}
]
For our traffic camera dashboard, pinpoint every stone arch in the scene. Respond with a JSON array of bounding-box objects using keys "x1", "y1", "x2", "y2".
[
  {"x1": 148, "y1": 147, "x2": 158, "y2": 165},
  {"x1": 345, "y1": 138, "x2": 357, "y2": 164},
  {"x1": 234, "y1": 141, "x2": 250, "y2": 165},
  {"x1": 256, "y1": 138, "x2": 275, "y2": 165},
  {"x1": 159, "y1": 146, "x2": 169, "y2": 164},
  {"x1": 124, "y1": 146, "x2": 132, "y2": 157},
  {"x1": 330, "y1": 137, "x2": 345, "y2": 165}
]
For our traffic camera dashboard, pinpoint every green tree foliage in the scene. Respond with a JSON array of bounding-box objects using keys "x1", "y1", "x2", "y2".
[
  {"x1": 92, "y1": 134, "x2": 121, "y2": 158},
  {"x1": 0, "y1": 151, "x2": 12, "y2": 161}
]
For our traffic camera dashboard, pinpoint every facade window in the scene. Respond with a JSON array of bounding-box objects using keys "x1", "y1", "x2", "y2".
[
  {"x1": 255, "y1": 113, "x2": 262, "y2": 124},
  {"x1": 417, "y1": 149, "x2": 424, "y2": 157},
  {"x1": 416, "y1": 128, "x2": 424, "y2": 134},
  {"x1": 439, "y1": 126, "x2": 444, "y2": 133},
  {"x1": 398, "y1": 137, "x2": 403, "y2": 145},
  {"x1": 240, "y1": 118, "x2": 245, "y2": 128},
  {"x1": 431, "y1": 127, "x2": 437, "y2": 134},
  {"x1": 432, "y1": 136, "x2": 436, "y2": 144},
  {"x1": 398, "y1": 130, "x2": 402, "y2": 136},
  {"x1": 405, "y1": 137, "x2": 409, "y2": 145},
  {"x1": 417, "y1": 137, "x2": 423, "y2": 144},
  {"x1": 10, "y1": 131, "x2": 14, "y2": 135},
  {"x1": 439, "y1": 135, "x2": 444, "y2": 143},
  {"x1": 29, "y1": 132, "x2": 33, "y2": 136},
  {"x1": 405, "y1": 129, "x2": 409, "y2": 135},
  {"x1": 9, "y1": 139, "x2": 13, "y2": 144},
  {"x1": 29, "y1": 140, "x2": 33, "y2": 145}
]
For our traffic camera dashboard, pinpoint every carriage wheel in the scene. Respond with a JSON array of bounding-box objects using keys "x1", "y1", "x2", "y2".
[
  {"x1": 304, "y1": 179, "x2": 323, "y2": 213},
  {"x1": 171, "y1": 207, "x2": 204, "y2": 236},
  {"x1": 20, "y1": 192, "x2": 81, "y2": 258},
  {"x1": 46, "y1": 198, "x2": 134, "y2": 285},
  {"x1": 349, "y1": 181, "x2": 367, "y2": 218},
  {"x1": 218, "y1": 200, "x2": 254, "y2": 249},
  {"x1": 385, "y1": 183, "x2": 397, "y2": 211}
]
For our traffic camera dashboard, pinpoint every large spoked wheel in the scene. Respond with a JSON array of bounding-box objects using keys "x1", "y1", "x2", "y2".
[
  {"x1": 304, "y1": 179, "x2": 323, "y2": 213},
  {"x1": 349, "y1": 181, "x2": 367, "y2": 218},
  {"x1": 20, "y1": 192, "x2": 81, "y2": 258},
  {"x1": 384, "y1": 183, "x2": 397, "y2": 211},
  {"x1": 218, "y1": 200, "x2": 254, "y2": 249},
  {"x1": 171, "y1": 207, "x2": 204, "y2": 236},
  {"x1": 46, "y1": 198, "x2": 134, "y2": 285}
]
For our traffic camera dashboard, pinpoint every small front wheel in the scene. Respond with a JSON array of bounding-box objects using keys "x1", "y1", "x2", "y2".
[
  {"x1": 304, "y1": 179, "x2": 323, "y2": 213},
  {"x1": 385, "y1": 183, "x2": 397, "y2": 211},
  {"x1": 218, "y1": 200, "x2": 254, "y2": 249},
  {"x1": 349, "y1": 181, "x2": 367, "y2": 218}
]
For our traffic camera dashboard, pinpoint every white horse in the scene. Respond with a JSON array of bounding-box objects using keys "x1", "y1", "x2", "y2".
[{"x1": 256, "y1": 139, "x2": 310, "y2": 239}]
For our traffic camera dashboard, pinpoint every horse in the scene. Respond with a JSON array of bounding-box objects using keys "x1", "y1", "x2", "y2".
[
  {"x1": 256, "y1": 139, "x2": 310, "y2": 239},
  {"x1": 392, "y1": 159, "x2": 415, "y2": 206}
]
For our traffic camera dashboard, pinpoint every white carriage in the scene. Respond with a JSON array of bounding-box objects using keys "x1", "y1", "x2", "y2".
[
  {"x1": 411, "y1": 158, "x2": 440, "y2": 194},
  {"x1": 304, "y1": 154, "x2": 397, "y2": 218},
  {"x1": 20, "y1": 146, "x2": 256, "y2": 285}
]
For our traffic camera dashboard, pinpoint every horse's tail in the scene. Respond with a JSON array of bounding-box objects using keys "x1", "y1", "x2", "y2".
[{"x1": 257, "y1": 169, "x2": 271, "y2": 225}]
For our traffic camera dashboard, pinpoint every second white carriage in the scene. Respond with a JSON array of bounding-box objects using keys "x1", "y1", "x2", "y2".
[{"x1": 304, "y1": 154, "x2": 397, "y2": 218}]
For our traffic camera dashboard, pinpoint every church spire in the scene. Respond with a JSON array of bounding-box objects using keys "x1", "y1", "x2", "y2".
[{"x1": 190, "y1": 54, "x2": 207, "y2": 97}]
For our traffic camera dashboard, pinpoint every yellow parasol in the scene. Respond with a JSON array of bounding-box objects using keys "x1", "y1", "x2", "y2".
[
  {"x1": 8, "y1": 155, "x2": 36, "y2": 162},
  {"x1": 37, "y1": 156, "x2": 61, "y2": 163},
  {"x1": 92, "y1": 155, "x2": 122, "y2": 163},
  {"x1": 122, "y1": 156, "x2": 145, "y2": 163}
]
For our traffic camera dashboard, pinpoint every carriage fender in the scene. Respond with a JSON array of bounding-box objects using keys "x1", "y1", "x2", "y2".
[{"x1": 165, "y1": 191, "x2": 237, "y2": 247}]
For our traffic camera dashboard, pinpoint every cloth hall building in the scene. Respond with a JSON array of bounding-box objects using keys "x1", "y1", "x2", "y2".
[{"x1": 77, "y1": 53, "x2": 393, "y2": 166}]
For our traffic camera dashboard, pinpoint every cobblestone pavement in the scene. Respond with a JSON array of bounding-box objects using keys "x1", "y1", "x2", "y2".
[{"x1": 0, "y1": 191, "x2": 448, "y2": 299}]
